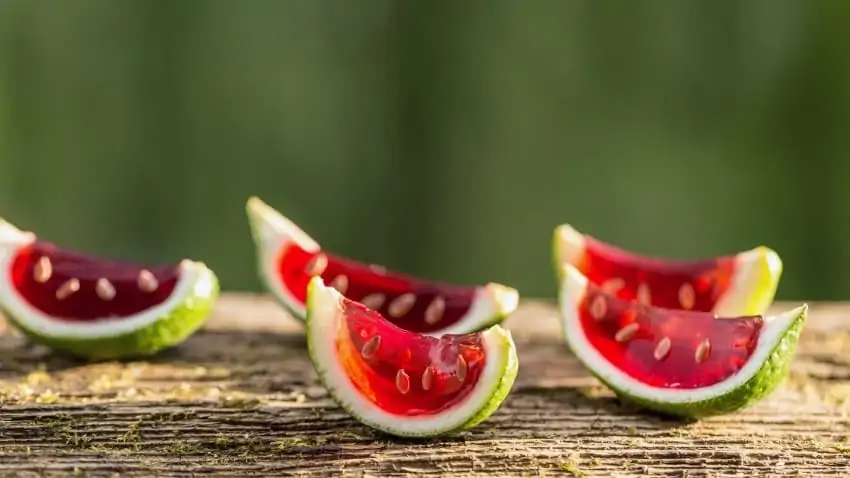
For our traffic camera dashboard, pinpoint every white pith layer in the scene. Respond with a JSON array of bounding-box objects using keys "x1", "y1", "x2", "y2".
[
  {"x1": 554, "y1": 223, "x2": 780, "y2": 315},
  {"x1": 246, "y1": 197, "x2": 519, "y2": 332},
  {"x1": 0, "y1": 220, "x2": 214, "y2": 340},
  {"x1": 307, "y1": 277, "x2": 513, "y2": 435},
  {"x1": 558, "y1": 265, "x2": 804, "y2": 404},
  {"x1": 430, "y1": 283, "x2": 518, "y2": 336}
]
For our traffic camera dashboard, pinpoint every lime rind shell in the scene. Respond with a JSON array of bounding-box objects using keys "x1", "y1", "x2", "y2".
[
  {"x1": 3, "y1": 265, "x2": 220, "y2": 360},
  {"x1": 551, "y1": 226, "x2": 574, "y2": 286},
  {"x1": 551, "y1": 225, "x2": 785, "y2": 317},
  {"x1": 248, "y1": 225, "x2": 308, "y2": 322},
  {"x1": 246, "y1": 197, "x2": 518, "y2": 335},
  {"x1": 456, "y1": 331, "x2": 519, "y2": 431},
  {"x1": 259, "y1": 259, "x2": 516, "y2": 336},
  {"x1": 747, "y1": 247, "x2": 783, "y2": 316},
  {"x1": 305, "y1": 278, "x2": 519, "y2": 438},
  {"x1": 723, "y1": 246, "x2": 783, "y2": 316},
  {"x1": 568, "y1": 304, "x2": 807, "y2": 418}
]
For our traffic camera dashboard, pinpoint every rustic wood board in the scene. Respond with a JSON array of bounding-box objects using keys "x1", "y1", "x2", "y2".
[{"x1": 0, "y1": 295, "x2": 849, "y2": 477}]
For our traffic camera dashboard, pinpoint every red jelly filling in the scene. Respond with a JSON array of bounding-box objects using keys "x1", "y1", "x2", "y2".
[
  {"x1": 335, "y1": 299, "x2": 485, "y2": 416},
  {"x1": 578, "y1": 236, "x2": 737, "y2": 312},
  {"x1": 10, "y1": 242, "x2": 179, "y2": 321},
  {"x1": 279, "y1": 243, "x2": 477, "y2": 333},
  {"x1": 579, "y1": 283, "x2": 763, "y2": 389}
]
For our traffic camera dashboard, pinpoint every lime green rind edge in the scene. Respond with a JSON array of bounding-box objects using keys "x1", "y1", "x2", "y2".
[
  {"x1": 745, "y1": 246, "x2": 784, "y2": 317},
  {"x1": 4, "y1": 266, "x2": 220, "y2": 361},
  {"x1": 305, "y1": 281, "x2": 519, "y2": 438},
  {"x1": 570, "y1": 305, "x2": 807, "y2": 418},
  {"x1": 551, "y1": 227, "x2": 568, "y2": 287},
  {"x1": 456, "y1": 330, "x2": 519, "y2": 431}
]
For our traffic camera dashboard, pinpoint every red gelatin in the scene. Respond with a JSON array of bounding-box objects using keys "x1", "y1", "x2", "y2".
[
  {"x1": 10, "y1": 242, "x2": 179, "y2": 321},
  {"x1": 579, "y1": 282, "x2": 763, "y2": 389},
  {"x1": 577, "y1": 236, "x2": 736, "y2": 312},
  {"x1": 280, "y1": 243, "x2": 476, "y2": 334},
  {"x1": 334, "y1": 299, "x2": 485, "y2": 416}
]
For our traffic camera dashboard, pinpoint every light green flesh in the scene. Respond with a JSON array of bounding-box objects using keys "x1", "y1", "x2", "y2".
[
  {"x1": 579, "y1": 309, "x2": 807, "y2": 418},
  {"x1": 4, "y1": 268, "x2": 220, "y2": 361},
  {"x1": 305, "y1": 283, "x2": 519, "y2": 438}
]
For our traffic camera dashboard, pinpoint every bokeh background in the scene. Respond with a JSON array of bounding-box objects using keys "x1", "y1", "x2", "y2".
[{"x1": 1, "y1": 1, "x2": 848, "y2": 301}]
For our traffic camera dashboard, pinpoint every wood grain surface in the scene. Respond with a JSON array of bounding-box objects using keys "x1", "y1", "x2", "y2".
[{"x1": 1, "y1": 295, "x2": 849, "y2": 477}]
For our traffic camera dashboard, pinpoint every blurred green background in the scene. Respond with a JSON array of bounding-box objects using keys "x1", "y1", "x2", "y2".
[{"x1": 1, "y1": 1, "x2": 848, "y2": 301}]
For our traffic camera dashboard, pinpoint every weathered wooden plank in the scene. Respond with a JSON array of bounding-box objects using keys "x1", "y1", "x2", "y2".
[{"x1": 0, "y1": 296, "x2": 849, "y2": 477}]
